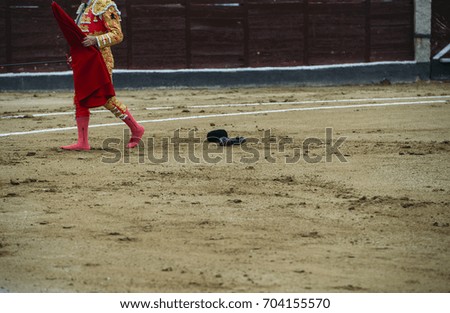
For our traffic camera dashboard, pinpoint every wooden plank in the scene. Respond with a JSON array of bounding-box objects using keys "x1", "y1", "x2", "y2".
[
  {"x1": 120, "y1": 0, "x2": 132, "y2": 68},
  {"x1": 369, "y1": 0, "x2": 414, "y2": 62},
  {"x1": 303, "y1": 0, "x2": 309, "y2": 65},
  {"x1": 4, "y1": 0, "x2": 12, "y2": 66},
  {"x1": 307, "y1": 1, "x2": 366, "y2": 65},
  {"x1": 2, "y1": 0, "x2": 417, "y2": 71},
  {"x1": 131, "y1": 5, "x2": 186, "y2": 18},
  {"x1": 190, "y1": 8, "x2": 245, "y2": 19},
  {"x1": 243, "y1": 0, "x2": 249, "y2": 66},
  {"x1": 0, "y1": 1, "x2": 9, "y2": 67},
  {"x1": 248, "y1": 1, "x2": 304, "y2": 66},
  {"x1": 431, "y1": 0, "x2": 450, "y2": 56},
  {"x1": 364, "y1": 0, "x2": 371, "y2": 62},
  {"x1": 186, "y1": 0, "x2": 192, "y2": 67},
  {"x1": 189, "y1": 2, "x2": 245, "y2": 68},
  {"x1": 309, "y1": 3, "x2": 365, "y2": 15},
  {"x1": 191, "y1": 0, "x2": 244, "y2": 4},
  {"x1": 191, "y1": 55, "x2": 244, "y2": 68},
  {"x1": 248, "y1": 0, "x2": 304, "y2": 3},
  {"x1": 129, "y1": 1, "x2": 187, "y2": 68},
  {"x1": 130, "y1": 0, "x2": 186, "y2": 5}
]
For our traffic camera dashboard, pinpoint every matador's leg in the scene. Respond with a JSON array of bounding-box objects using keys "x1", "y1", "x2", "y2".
[
  {"x1": 104, "y1": 96, "x2": 128, "y2": 120},
  {"x1": 104, "y1": 96, "x2": 145, "y2": 149},
  {"x1": 61, "y1": 97, "x2": 91, "y2": 151}
]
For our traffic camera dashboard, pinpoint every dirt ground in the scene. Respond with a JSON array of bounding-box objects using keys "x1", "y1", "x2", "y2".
[{"x1": 0, "y1": 82, "x2": 449, "y2": 292}]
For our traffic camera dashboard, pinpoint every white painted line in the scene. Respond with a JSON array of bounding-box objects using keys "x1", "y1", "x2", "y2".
[
  {"x1": 3, "y1": 95, "x2": 449, "y2": 119},
  {"x1": 140, "y1": 100, "x2": 447, "y2": 124},
  {"x1": 0, "y1": 100, "x2": 446, "y2": 138},
  {"x1": 1, "y1": 126, "x2": 77, "y2": 137},
  {"x1": 34, "y1": 110, "x2": 110, "y2": 117},
  {"x1": 145, "y1": 95, "x2": 450, "y2": 111},
  {"x1": 188, "y1": 95, "x2": 450, "y2": 109},
  {"x1": 0, "y1": 112, "x2": 74, "y2": 119},
  {"x1": 0, "y1": 109, "x2": 110, "y2": 120},
  {"x1": 145, "y1": 106, "x2": 175, "y2": 111},
  {"x1": 0, "y1": 115, "x2": 29, "y2": 119},
  {"x1": 0, "y1": 61, "x2": 419, "y2": 77}
]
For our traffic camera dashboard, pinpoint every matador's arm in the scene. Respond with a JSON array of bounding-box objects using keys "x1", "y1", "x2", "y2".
[{"x1": 96, "y1": 6, "x2": 123, "y2": 49}]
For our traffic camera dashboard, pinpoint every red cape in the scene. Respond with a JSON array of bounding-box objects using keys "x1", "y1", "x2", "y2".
[{"x1": 51, "y1": 1, "x2": 115, "y2": 108}]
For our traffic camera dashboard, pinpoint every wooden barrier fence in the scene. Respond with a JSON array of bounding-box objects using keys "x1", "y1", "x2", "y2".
[{"x1": 0, "y1": 0, "x2": 418, "y2": 72}]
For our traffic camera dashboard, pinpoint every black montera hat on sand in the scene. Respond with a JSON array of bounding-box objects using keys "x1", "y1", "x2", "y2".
[{"x1": 207, "y1": 129, "x2": 246, "y2": 146}]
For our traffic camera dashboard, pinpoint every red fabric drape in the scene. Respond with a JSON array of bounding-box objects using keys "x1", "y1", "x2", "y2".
[{"x1": 51, "y1": 1, "x2": 115, "y2": 108}]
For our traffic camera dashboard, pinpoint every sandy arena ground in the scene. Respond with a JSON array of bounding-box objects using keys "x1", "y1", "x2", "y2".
[{"x1": 0, "y1": 82, "x2": 449, "y2": 292}]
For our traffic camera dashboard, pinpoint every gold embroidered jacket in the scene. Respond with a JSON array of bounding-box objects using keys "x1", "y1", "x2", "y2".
[{"x1": 75, "y1": 0, "x2": 123, "y2": 73}]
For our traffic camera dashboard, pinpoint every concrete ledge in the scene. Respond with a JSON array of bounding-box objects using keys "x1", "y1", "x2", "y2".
[{"x1": 0, "y1": 61, "x2": 431, "y2": 91}]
